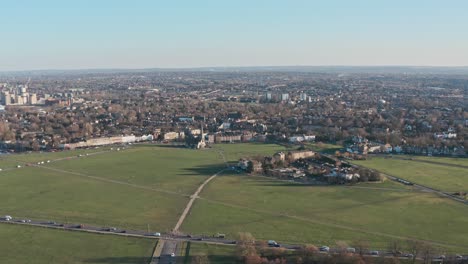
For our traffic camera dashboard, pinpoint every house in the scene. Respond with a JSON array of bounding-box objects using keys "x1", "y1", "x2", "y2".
[
  {"x1": 273, "y1": 152, "x2": 286, "y2": 162},
  {"x1": 287, "y1": 150, "x2": 315, "y2": 161}
]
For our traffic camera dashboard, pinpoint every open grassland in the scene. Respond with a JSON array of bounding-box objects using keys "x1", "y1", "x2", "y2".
[
  {"x1": 353, "y1": 157, "x2": 468, "y2": 192},
  {"x1": 304, "y1": 142, "x2": 343, "y2": 153},
  {"x1": 183, "y1": 174, "x2": 468, "y2": 252},
  {"x1": 0, "y1": 147, "x2": 113, "y2": 165},
  {"x1": 0, "y1": 166, "x2": 188, "y2": 231},
  {"x1": 47, "y1": 145, "x2": 224, "y2": 194},
  {"x1": 411, "y1": 156, "x2": 468, "y2": 167},
  {"x1": 0, "y1": 224, "x2": 154, "y2": 264},
  {"x1": 186, "y1": 242, "x2": 237, "y2": 264}
]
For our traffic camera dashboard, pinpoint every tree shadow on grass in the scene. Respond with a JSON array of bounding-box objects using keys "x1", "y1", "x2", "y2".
[
  {"x1": 178, "y1": 163, "x2": 226, "y2": 176},
  {"x1": 83, "y1": 256, "x2": 152, "y2": 263}
]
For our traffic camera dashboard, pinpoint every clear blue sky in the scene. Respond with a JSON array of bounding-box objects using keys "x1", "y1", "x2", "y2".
[{"x1": 2, "y1": 0, "x2": 468, "y2": 70}]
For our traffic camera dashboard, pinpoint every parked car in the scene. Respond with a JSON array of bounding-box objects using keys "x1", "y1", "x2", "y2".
[
  {"x1": 370, "y1": 251, "x2": 379, "y2": 256},
  {"x1": 153, "y1": 232, "x2": 161, "y2": 237}
]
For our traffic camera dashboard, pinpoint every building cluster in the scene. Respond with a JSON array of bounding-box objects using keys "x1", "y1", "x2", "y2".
[
  {"x1": 0, "y1": 70, "x2": 466, "y2": 155},
  {"x1": 237, "y1": 149, "x2": 378, "y2": 184},
  {"x1": 1, "y1": 84, "x2": 37, "y2": 106}
]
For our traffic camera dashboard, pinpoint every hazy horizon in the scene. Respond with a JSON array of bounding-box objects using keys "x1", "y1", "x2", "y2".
[{"x1": 2, "y1": 0, "x2": 468, "y2": 71}]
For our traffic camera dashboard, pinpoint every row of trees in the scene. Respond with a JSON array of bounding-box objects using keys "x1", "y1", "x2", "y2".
[{"x1": 232, "y1": 233, "x2": 455, "y2": 264}]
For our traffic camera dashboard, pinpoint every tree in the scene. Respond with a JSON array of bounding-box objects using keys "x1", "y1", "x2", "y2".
[
  {"x1": 353, "y1": 239, "x2": 369, "y2": 256},
  {"x1": 406, "y1": 240, "x2": 422, "y2": 264},
  {"x1": 236, "y1": 232, "x2": 258, "y2": 260},
  {"x1": 388, "y1": 240, "x2": 402, "y2": 256}
]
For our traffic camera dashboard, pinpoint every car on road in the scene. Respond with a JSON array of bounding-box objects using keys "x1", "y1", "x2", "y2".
[
  {"x1": 170, "y1": 253, "x2": 175, "y2": 257},
  {"x1": 3, "y1": 215, "x2": 13, "y2": 221},
  {"x1": 347, "y1": 247, "x2": 356, "y2": 253},
  {"x1": 268, "y1": 240, "x2": 280, "y2": 247},
  {"x1": 370, "y1": 250, "x2": 379, "y2": 256},
  {"x1": 215, "y1": 233, "x2": 225, "y2": 238},
  {"x1": 319, "y1": 246, "x2": 330, "y2": 252},
  {"x1": 119, "y1": 230, "x2": 126, "y2": 233},
  {"x1": 153, "y1": 232, "x2": 161, "y2": 237},
  {"x1": 404, "y1": 253, "x2": 414, "y2": 258}
]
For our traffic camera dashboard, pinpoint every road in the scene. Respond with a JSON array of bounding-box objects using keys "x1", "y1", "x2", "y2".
[
  {"x1": 381, "y1": 173, "x2": 467, "y2": 204},
  {"x1": 2, "y1": 218, "x2": 466, "y2": 261}
]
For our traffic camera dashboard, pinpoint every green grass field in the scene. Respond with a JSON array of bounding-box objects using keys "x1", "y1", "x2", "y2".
[
  {"x1": 411, "y1": 156, "x2": 468, "y2": 167},
  {"x1": 0, "y1": 224, "x2": 155, "y2": 264},
  {"x1": 47, "y1": 145, "x2": 224, "y2": 194},
  {"x1": 1, "y1": 147, "x2": 113, "y2": 164},
  {"x1": 0, "y1": 165, "x2": 188, "y2": 231},
  {"x1": 353, "y1": 157, "x2": 468, "y2": 192},
  {"x1": 304, "y1": 142, "x2": 343, "y2": 153},
  {"x1": 182, "y1": 174, "x2": 468, "y2": 252},
  {"x1": 186, "y1": 242, "x2": 237, "y2": 264},
  {"x1": 2, "y1": 143, "x2": 468, "y2": 259},
  {"x1": 0, "y1": 145, "x2": 228, "y2": 232}
]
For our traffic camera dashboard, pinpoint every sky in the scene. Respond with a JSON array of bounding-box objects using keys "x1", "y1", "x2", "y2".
[{"x1": 1, "y1": 0, "x2": 468, "y2": 71}]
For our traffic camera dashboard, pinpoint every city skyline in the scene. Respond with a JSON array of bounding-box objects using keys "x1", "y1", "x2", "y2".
[{"x1": 2, "y1": 0, "x2": 468, "y2": 71}]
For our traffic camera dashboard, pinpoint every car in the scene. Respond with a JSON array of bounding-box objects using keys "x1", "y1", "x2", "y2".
[
  {"x1": 404, "y1": 254, "x2": 414, "y2": 258},
  {"x1": 3, "y1": 215, "x2": 12, "y2": 221},
  {"x1": 46, "y1": 221, "x2": 56, "y2": 225},
  {"x1": 268, "y1": 240, "x2": 278, "y2": 247},
  {"x1": 215, "y1": 233, "x2": 225, "y2": 238},
  {"x1": 170, "y1": 253, "x2": 175, "y2": 257},
  {"x1": 110, "y1": 227, "x2": 117, "y2": 231},
  {"x1": 153, "y1": 232, "x2": 161, "y2": 237},
  {"x1": 437, "y1": 255, "x2": 446, "y2": 260},
  {"x1": 16, "y1": 165, "x2": 21, "y2": 168},
  {"x1": 46, "y1": 160, "x2": 51, "y2": 163},
  {"x1": 0, "y1": 168, "x2": 2, "y2": 171},
  {"x1": 19, "y1": 219, "x2": 26, "y2": 223},
  {"x1": 455, "y1": 255, "x2": 463, "y2": 260},
  {"x1": 347, "y1": 248, "x2": 356, "y2": 253},
  {"x1": 319, "y1": 246, "x2": 330, "y2": 252},
  {"x1": 119, "y1": 230, "x2": 126, "y2": 233},
  {"x1": 370, "y1": 251, "x2": 379, "y2": 256}
]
